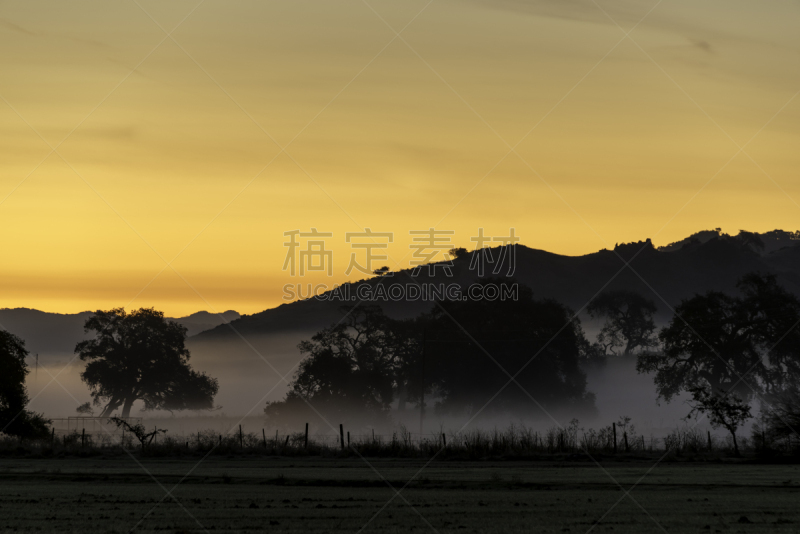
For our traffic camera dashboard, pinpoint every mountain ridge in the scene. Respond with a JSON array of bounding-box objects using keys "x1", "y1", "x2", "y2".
[{"x1": 192, "y1": 230, "x2": 800, "y2": 345}]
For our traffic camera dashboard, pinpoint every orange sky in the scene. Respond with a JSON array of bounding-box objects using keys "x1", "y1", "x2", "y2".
[{"x1": 1, "y1": 0, "x2": 798, "y2": 316}]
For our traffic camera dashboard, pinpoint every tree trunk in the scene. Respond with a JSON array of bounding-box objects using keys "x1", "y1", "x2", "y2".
[
  {"x1": 121, "y1": 397, "x2": 135, "y2": 419},
  {"x1": 731, "y1": 431, "x2": 739, "y2": 457},
  {"x1": 99, "y1": 398, "x2": 122, "y2": 418}
]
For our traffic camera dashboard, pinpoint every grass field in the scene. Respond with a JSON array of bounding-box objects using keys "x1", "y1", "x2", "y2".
[{"x1": 2, "y1": 456, "x2": 800, "y2": 533}]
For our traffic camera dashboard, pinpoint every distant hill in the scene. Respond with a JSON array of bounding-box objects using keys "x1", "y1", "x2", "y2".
[
  {"x1": 192, "y1": 229, "x2": 800, "y2": 345},
  {"x1": 0, "y1": 308, "x2": 94, "y2": 357},
  {"x1": 172, "y1": 310, "x2": 241, "y2": 337},
  {"x1": 0, "y1": 308, "x2": 240, "y2": 362}
]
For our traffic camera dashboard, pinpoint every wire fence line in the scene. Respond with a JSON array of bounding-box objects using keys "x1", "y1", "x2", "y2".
[
  {"x1": 5, "y1": 420, "x2": 784, "y2": 458},
  {"x1": 48, "y1": 417, "x2": 143, "y2": 436}
]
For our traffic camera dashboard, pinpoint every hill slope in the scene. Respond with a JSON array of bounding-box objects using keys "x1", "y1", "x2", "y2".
[
  {"x1": 0, "y1": 308, "x2": 240, "y2": 362},
  {"x1": 193, "y1": 232, "x2": 800, "y2": 345}
]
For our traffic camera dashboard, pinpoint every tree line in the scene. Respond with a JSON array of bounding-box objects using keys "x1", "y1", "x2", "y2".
[
  {"x1": 265, "y1": 280, "x2": 596, "y2": 427},
  {"x1": 2, "y1": 272, "x2": 799, "y2": 456},
  {"x1": 265, "y1": 272, "x2": 800, "y2": 455}
]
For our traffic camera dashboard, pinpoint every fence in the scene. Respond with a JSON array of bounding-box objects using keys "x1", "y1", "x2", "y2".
[
  {"x1": 50, "y1": 417, "x2": 142, "y2": 436},
  {"x1": 30, "y1": 417, "x2": 757, "y2": 456}
]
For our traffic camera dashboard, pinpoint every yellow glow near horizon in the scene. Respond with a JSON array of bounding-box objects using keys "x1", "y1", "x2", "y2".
[{"x1": 1, "y1": 0, "x2": 799, "y2": 316}]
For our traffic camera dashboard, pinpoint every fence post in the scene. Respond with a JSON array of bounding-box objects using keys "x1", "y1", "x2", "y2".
[
  {"x1": 304, "y1": 423, "x2": 309, "y2": 449},
  {"x1": 284, "y1": 435, "x2": 290, "y2": 450},
  {"x1": 442, "y1": 433, "x2": 447, "y2": 448},
  {"x1": 82, "y1": 428, "x2": 85, "y2": 448},
  {"x1": 263, "y1": 429, "x2": 267, "y2": 448},
  {"x1": 275, "y1": 429, "x2": 278, "y2": 449},
  {"x1": 340, "y1": 424, "x2": 345, "y2": 449},
  {"x1": 612, "y1": 423, "x2": 617, "y2": 454}
]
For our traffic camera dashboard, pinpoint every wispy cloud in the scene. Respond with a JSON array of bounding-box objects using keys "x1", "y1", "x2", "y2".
[
  {"x1": 690, "y1": 39, "x2": 713, "y2": 54},
  {"x1": 1, "y1": 18, "x2": 37, "y2": 36}
]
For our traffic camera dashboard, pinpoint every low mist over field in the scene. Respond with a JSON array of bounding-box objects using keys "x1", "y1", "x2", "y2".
[{"x1": 23, "y1": 347, "x2": 694, "y2": 437}]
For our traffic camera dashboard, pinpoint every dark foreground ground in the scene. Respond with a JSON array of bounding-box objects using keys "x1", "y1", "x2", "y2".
[{"x1": 1, "y1": 456, "x2": 799, "y2": 533}]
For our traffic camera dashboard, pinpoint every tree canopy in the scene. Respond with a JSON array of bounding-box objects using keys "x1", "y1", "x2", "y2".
[
  {"x1": 685, "y1": 385, "x2": 751, "y2": 456},
  {"x1": 267, "y1": 281, "x2": 596, "y2": 426},
  {"x1": 76, "y1": 308, "x2": 219, "y2": 418},
  {"x1": 587, "y1": 290, "x2": 658, "y2": 356},
  {"x1": 638, "y1": 273, "x2": 800, "y2": 402},
  {"x1": 265, "y1": 305, "x2": 418, "y2": 426},
  {"x1": 424, "y1": 281, "x2": 595, "y2": 417},
  {"x1": 755, "y1": 386, "x2": 800, "y2": 443},
  {"x1": 0, "y1": 330, "x2": 49, "y2": 438}
]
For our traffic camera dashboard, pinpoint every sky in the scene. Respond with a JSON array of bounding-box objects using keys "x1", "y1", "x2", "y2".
[{"x1": 1, "y1": 0, "x2": 798, "y2": 316}]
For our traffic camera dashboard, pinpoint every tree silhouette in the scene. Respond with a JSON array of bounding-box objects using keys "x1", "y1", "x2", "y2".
[
  {"x1": 265, "y1": 305, "x2": 416, "y2": 425},
  {"x1": 267, "y1": 282, "x2": 596, "y2": 424},
  {"x1": 685, "y1": 385, "x2": 751, "y2": 456},
  {"x1": 76, "y1": 402, "x2": 94, "y2": 416},
  {"x1": 109, "y1": 417, "x2": 167, "y2": 450},
  {"x1": 76, "y1": 308, "x2": 219, "y2": 418},
  {"x1": 425, "y1": 280, "x2": 595, "y2": 417},
  {"x1": 587, "y1": 290, "x2": 658, "y2": 356},
  {"x1": 733, "y1": 230, "x2": 765, "y2": 252},
  {"x1": 639, "y1": 273, "x2": 800, "y2": 402},
  {"x1": 448, "y1": 247, "x2": 468, "y2": 259},
  {"x1": 755, "y1": 386, "x2": 800, "y2": 443},
  {"x1": 0, "y1": 330, "x2": 49, "y2": 438}
]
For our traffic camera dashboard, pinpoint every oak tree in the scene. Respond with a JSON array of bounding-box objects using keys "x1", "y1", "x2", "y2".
[
  {"x1": 0, "y1": 330, "x2": 49, "y2": 437},
  {"x1": 587, "y1": 290, "x2": 658, "y2": 356},
  {"x1": 77, "y1": 308, "x2": 218, "y2": 418},
  {"x1": 685, "y1": 385, "x2": 751, "y2": 456},
  {"x1": 639, "y1": 273, "x2": 800, "y2": 402}
]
